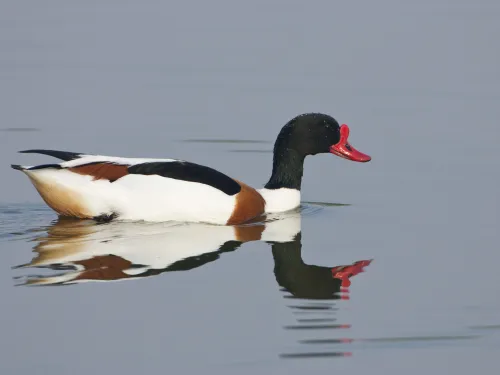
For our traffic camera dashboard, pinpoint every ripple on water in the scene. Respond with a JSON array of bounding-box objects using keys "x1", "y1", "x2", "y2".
[
  {"x1": 0, "y1": 204, "x2": 55, "y2": 242},
  {"x1": 302, "y1": 201, "x2": 351, "y2": 207},
  {"x1": 180, "y1": 139, "x2": 270, "y2": 144},
  {"x1": 0, "y1": 127, "x2": 40, "y2": 132},
  {"x1": 227, "y1": 149, "x2": 273, "y2": 153},
  {"x1": 280, "y1": 334, "x2": 481, "y2": 359}
]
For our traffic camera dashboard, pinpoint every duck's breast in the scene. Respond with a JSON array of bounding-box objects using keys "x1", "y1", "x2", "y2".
[
  {"x1": 226, "y1": 180, "x2": 266, "y2": 225},
  {"x1": 258, "y1": 188, "x2": 301, "y2": 213}
]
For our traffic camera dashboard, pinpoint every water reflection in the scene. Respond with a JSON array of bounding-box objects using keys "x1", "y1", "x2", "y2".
[
  {"x1": 14, "y1": 214, "x2": 293, "y2": 285},
  {"x1": 14, "y1": 209, "x2": 373, "y2": 359},
  {"x1": 14, "y1": 212, "x2": 370, "y2": 290},
  {"x1": 273, "y1": 230, "x2": 371, "y2": 359}
]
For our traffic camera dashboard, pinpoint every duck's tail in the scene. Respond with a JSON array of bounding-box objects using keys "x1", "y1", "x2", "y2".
[
  {"x1": 11, "y1": 164, "x2": 26, "y2": 171},
  {"x1": 18, "y1": 149, "x2": 81, "y2": 161}
]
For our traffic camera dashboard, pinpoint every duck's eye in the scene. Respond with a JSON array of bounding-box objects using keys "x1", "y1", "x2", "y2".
[{"x1": 345, "y1": 144, "x2": 352, "y2": 151}]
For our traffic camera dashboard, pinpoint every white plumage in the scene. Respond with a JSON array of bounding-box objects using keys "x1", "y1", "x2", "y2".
[
  {"x1": 258, "y1": 188, "x2": 301, "y2": 213},
  {"x1": 22, "y1": 160, "x2": 238, "y2": 224}
]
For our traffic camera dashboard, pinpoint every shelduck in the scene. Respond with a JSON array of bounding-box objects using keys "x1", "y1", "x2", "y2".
[{"x1": 11, "y1": 113, "x2": 371, "y2": 225}]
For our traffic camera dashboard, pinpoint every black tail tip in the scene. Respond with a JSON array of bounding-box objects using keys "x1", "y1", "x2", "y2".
[{"x1": 11, "y1": 164, "x2": 24, "y2": 171}]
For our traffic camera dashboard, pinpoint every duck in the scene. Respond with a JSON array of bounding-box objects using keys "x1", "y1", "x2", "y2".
[{"x1": 11, "y1": 112, "x2": 371, "y2": 225}]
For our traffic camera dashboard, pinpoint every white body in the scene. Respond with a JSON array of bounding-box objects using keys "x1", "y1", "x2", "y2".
[
  {"x1": 25, "y1": 168, "x2": 237, "y2": 224},
  {"x1": 20, "y1": 154, "x2": 302, "y2": 224}
]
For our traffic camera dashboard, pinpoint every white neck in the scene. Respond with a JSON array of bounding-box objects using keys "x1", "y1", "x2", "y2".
[{"x1": 258, "y1": 188, "x2": 301, "y2": 213}]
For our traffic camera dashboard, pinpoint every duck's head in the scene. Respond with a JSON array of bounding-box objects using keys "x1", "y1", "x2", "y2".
[
  {"x1": 275, "y1": 113, "x2": 371, "y2": 162},
  {"x1": 265, "y1": 113, "x2": 371, "y2": 191}
]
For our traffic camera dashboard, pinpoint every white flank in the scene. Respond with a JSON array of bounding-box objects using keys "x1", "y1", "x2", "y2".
[
  {"x1": 258, "y1": 188, "x2": 301, "y2": 213},
  {"x1": 23, "y1": 168, "x2": 236, "y2": 224},
  {"x1": 111, "y1": 174, "x2": 236, "y2": 224}
]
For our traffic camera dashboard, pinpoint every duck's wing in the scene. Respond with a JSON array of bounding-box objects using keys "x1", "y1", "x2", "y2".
[
  {"x1": 126, "y1": 161, "x2": 242, "y2": 195},
  {"x1": 64, "y1": 157, "x2": 242, "y2": 195},
  {"x1": 14, "y1": 150, "x2": 242, "y2": 195}
]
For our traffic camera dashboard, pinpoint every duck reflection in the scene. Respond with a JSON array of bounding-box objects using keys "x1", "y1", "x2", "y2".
[
  {"x1": 269, "y1": 224, "x2": 371, "y2": 359},
  {"x1": 272, "y1": 234, "x2": 371, "y2": 300},
  {"x1": 16, "y1": 212, "x2": 370, "y2": 292},
  {"x1": 15, "y1": 210, "x2": 372, "y2": 359},
  {"x1": 15, "y1": 212, "x2": 298, "y2": 285}
]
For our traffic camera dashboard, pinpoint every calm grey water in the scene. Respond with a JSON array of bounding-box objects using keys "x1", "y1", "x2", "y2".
[{"x1": 1, "y1": 1, "x2": 500, "y2": 374}]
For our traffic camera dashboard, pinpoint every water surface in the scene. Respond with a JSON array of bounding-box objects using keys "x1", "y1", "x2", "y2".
[{"x1": 1, "y1": 1, "x2": 499, "y2": 374}]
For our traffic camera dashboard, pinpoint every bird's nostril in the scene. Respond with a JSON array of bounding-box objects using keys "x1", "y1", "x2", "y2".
[{"x1": 345, "y1": 144, "x2": 352, "y2": 151}]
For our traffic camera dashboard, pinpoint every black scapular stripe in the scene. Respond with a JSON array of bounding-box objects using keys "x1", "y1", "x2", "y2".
[
  {"x1": 19, "y1": 149, "x2": 82, "y2": 161},
  {"x1": 11, "y1": 164, "x2": 62, "y2": 171},
  {"x1": 127, "y1": 161, "x2": 241, "y2": 196},
  {"x1": 28, "y1": 164, "x2": 63, "y2": 170}
]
